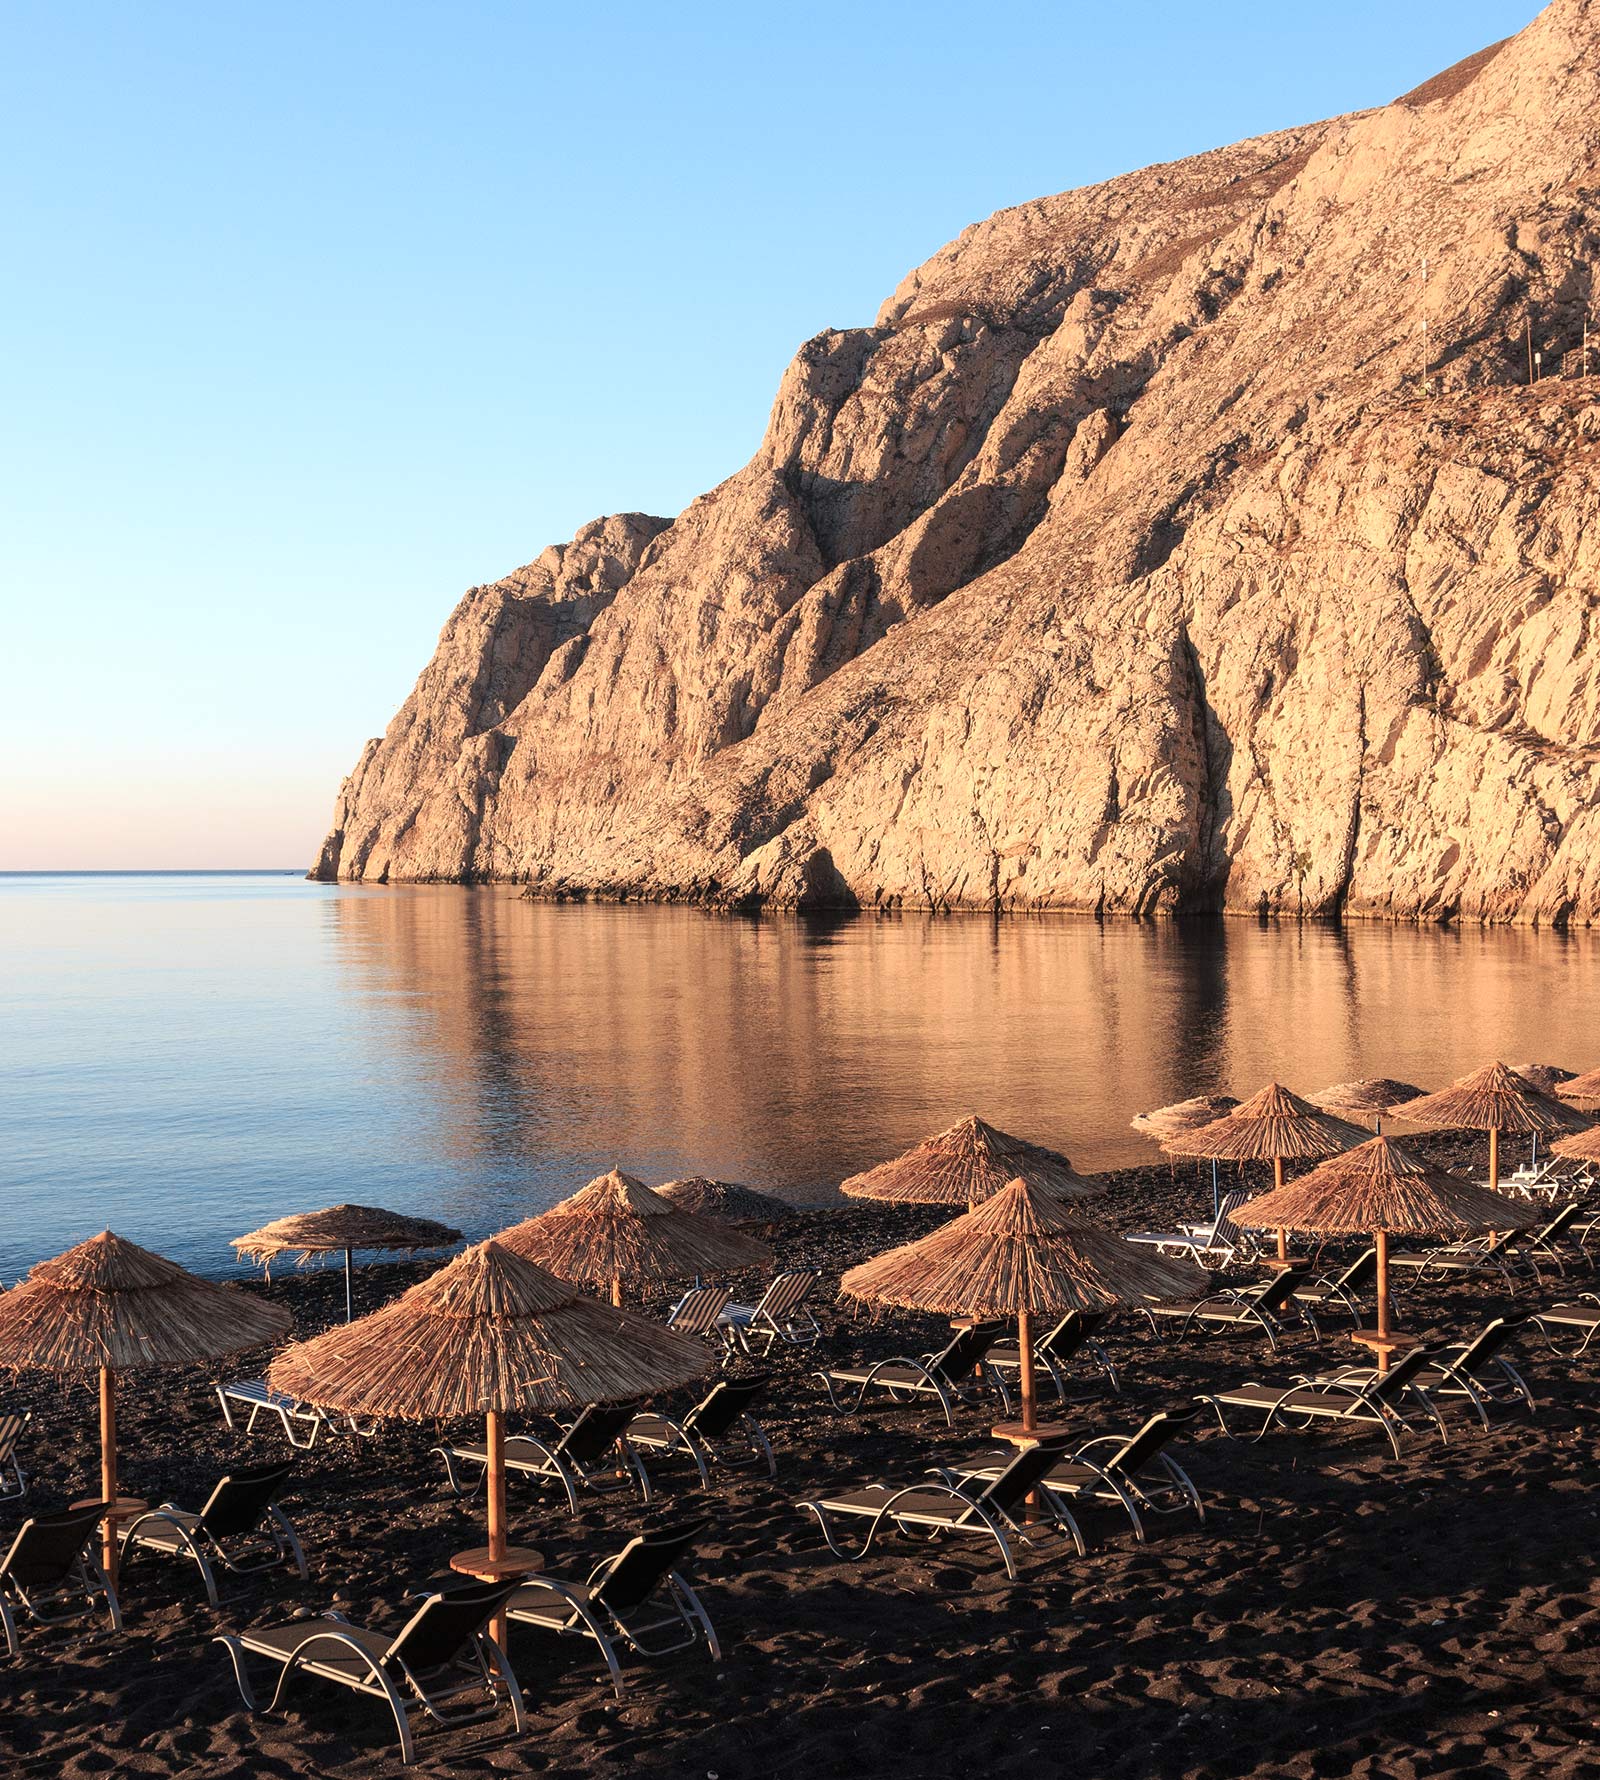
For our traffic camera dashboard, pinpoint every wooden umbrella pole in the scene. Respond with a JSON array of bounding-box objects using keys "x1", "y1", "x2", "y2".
[
  {"x1": 1374, "y1": 1229, "x2": 1392, "y2": 1376},
  {"x1": 1273, "y1": 1156, "x2": 1287, "y2": 1262},
  {"x1": 485, "y1": 1407, "x2": 508, "y2": 1646},
  {"x1": 1017, "y1": 1309, "x2": 1036, "y2": 1434},
  {"x1": 345, "y1": 1246, "x2": 354, "y2": 1323},
  {"x1": 1488, "y1": 1126, "x2": 1500, "y2": 1191},
  {"x1": 610, "y1": 1275, "x2": 623, "y2": 1308},
  {"x1": 99, "y1": 1365, "x2": 118, "y2": 1582}
]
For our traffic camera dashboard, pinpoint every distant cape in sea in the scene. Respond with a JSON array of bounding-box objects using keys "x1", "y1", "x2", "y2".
[{"x1": 314, "y1": 0, "x2": 1600, "y2": 926}]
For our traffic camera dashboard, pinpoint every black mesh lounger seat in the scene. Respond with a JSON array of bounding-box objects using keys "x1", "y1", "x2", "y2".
[
  {"x1": 1291, "y1": 1248, "x2": 1383, "y2": 1335},
  {"x1": 1127, "y1": 1191, "x2": 1254, "y2": 1270},
  {"x1": 1532, "y1": 1294, "x2": 1600, "y2": 1357},
  {"x1": 626, "y1": 1374, "x2": 775, "y2": 1483},
  {"x1": 986, "y1": 1310, "x2": 1124, "y2": 1398},
  {"x1": 0, "y1": 1410, "x2": 29, "y2": 1502},
  {"x1": 935, "y1": 1408, "x2": 1205, "y2": 1544},
  {"x1": 435, "y1": 1401, "x2": 649, "y2": 1514},
  {"x1": 216, "y1": 1379, "x2": 374, "y2": 1449},
  {"x1": 1312, "y1": 1315, "x2": 1534, "y2": 1431},
  {"x1": 719, "y1": 1270, "x2": 823, "y2": 1355},
  {"x1": 0, "y1": 1501, "x2": 122, "y2": 1658},
  {"x1": 215, "y1": 1578, "x2": 526, "y2": 1767},
  {"x1": 666, "y1": 1285, "x2": 733, "y2": 1339},
  {"x1": 504, "y1": 1518, "x2": 719, "y2": 1699},
  {"x1": 799, "y1": 1436, "x2": 1084, "y2": 1580},
  {"x1": 1198, "y1": 1342, "x2": 1445, "y2": 1459},
  {"x1": 815, "y1": 1322, "x2": 1013, "y2": 1427},
  {"x1": 122, "y1": 1460, "x2": 307, "y2": 1605},
  {"x1": 1140, "y1": 1265, "x2": 1310, "y2": 1353}
]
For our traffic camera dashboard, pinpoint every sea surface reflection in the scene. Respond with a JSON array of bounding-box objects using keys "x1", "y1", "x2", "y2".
[{"x1": 3, "y1": 872, "x2": 1595, "y2": 1277}]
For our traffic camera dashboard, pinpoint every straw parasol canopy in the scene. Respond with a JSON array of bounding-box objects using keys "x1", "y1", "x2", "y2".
[
  {"x1": 0, "y1": 1232, "x2": 292, "y2": 1578},
  {"x1": 1163, "y1": 1084, "x2": 1369, "y2": 1262},
  {"x1": 1549, "y1": 1124, "x2": 1600, "y2": 1165},
  {"x1": 1555, "y1": 1066, "x2": 1600, "y2": 1108},
  {"x1": 232, "y1": 1203, "x2": 464, "y2": 1322},
  {"x1": 655, "y1": 1177, "x2": 796, "y2": 1231},
  {"x1": 1514, "y1": 1063, "x2": 1576, "y2": 1097},
  {"x1": 1232, "y1": 1136, "x2": 1534, "y2": 1370},
  {"x1": 1308, "y1": 1079, "x2": 1426, "y2": 1129},
  {"x1": 840, "y1": 1177, "x2": 1206, "y2": 1430},
  {"x1": 1393, "y1": 1061, "x2": 1590, "y2": 1187},
  {"x1": 269, "y1": 1238, "x2": 711, "y2": 1635},
  {"x1": 1129, "y1": 1095, "x2": 1240, "y2": 1141},
  {"x1": 496, "y1": 1169, "x2": 773, "y2": 1305},
  {"x1": 839, "y1": 1114, "x2": 1100, "y2": 1207}
]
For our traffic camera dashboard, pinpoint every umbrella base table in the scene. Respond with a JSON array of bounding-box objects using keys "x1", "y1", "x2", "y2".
[
  {"x1": 1349, "y1": 1329, "x2": 1420, "y2": 1360},
  {"x1": 449, "y1": 1545, "x2": 544, "y2": 1582},
  {"x1": 991, "y1": 1423, "x2": 1069, "y2": 1522},
  {"x1": 72, "y1": 1494, "x2": 148, "y2": 1522}
]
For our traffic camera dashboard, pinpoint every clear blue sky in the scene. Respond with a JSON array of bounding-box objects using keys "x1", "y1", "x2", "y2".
[{"x1": 0, "y1": 0, "x2": 1538, "y2": 868}]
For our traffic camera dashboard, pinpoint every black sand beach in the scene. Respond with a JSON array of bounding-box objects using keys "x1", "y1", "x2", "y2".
[{"x1": 4, "y1": 1137, "x2": 1598, "y2": 1779}]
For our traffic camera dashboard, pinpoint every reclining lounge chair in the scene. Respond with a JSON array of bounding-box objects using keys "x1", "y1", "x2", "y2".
[
  {"x1": 986, "y1": 1309, "x2": 1124, "y2": 1398},
  {"x1": 0, "y1": 1409, "x2": 28, "y2": 1502},
  {"x1": 1198, "y1": 1342, "x2": 1444, "y2": 1459},
  {"x1": 504, "y1": 1518, "x2": 719, "y2": 1698},
  {"x1": 935, "y1": 1408, "x2": 1205, "y2": 1543},
  {"x1": 799, "y1": 1435, "x2": 1083, "y2": 1579},
  {"x1": 1127, "y1": 1190, "x2": 1253, "y2": 1270},
  {"x1": 215, "y1": 1578, "x2": 526, "y2": 1767},
  {"x1": 1389, "y1": 1204, "x2": 1585, "y2": 1288},
  {"x1": 665, "y1": 1284, "x2": 733, "y2": 1340},
  {"x1": 626, "y1": 1373, "x2": 776, "y2": 1482},
  {"x1": 216, "y1": 1379, "x2": 372, "y2": 1449},
  {"x1": 720, "y1": 1270, "x2": 823, "y2": 1355},
  {"x1": 0, "y1": 1501, "x2": 122, "y2": 1657},
  {"x1": 1532, "y1": 1293, "x2": 1600, "y2": 1357},
  {"x1": 1313, "y1": 1315, "x2": 1534, "y2": 1431},
  {"x1": 435, "y1": 1401, "x2": 649, "y2": 1514},
  {"x1": 1291, "y1": 1247, "x2": 1383, "y2": 1336},
  {"x1": 816, "y1": 1322, "x2": 1013, "y2": 1427},
  {"x1": 1140, "y1": 1265, "x2": 1310, "y2": 1354},
  {"x1": 121, "y1": 1460, "x2": 307, "y2": 1605}
]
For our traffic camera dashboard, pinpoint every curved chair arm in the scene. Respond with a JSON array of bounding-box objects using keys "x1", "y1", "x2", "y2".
[{"x1": 121, "y1": 1509, "x2": 221, "y2": 1607}]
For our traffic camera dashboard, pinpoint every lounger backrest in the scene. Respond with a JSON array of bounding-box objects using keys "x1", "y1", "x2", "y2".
[
  {"x1": 756, "y1": 1269, "x2": 819, "y2": 1322},
  {"x1": 0, "y1": 1410, "x2": 27, "y2": 1463},
  {"x1": 198, "y1": 1459, "x2": 296, "y2": 1538},
  {"x1": 1039, "y1": 1310, "x2": 1106, "y2": 1362},
  {"x1": 387, "y1": 1579, "x2": 522, "y2": 1672},
  {"x1": 1099, "y1": 1407, "x2": 1200, "y2": 1476},
  {"x1": 1366, "y1": 1343, "x2": 1439, "y2": 1403},
  {"x1": 668, "y1": 1285, "x2": 732, "y2": 1337},
  {"x1": 1451, "y1": 1315, "x2": 1526, "y2": 1370},
  {"x1": 558, "y1": 1401, "x2": 639, "y2": 1464},
  {"x1": 1248, "y1": 1267, "x2": 1309, "y2": 1315},
  {"x1": 928, "y1": 1321, "x2": 1005, "y2": 1381},
  {"x1": 1531, "y1": 1203, "x2": 1581, "y2": 1245},
  {"x1": 1334, "y1": 1247, "x2": 1378, "y2": 1291},
  {"x1": 684, "y1": 1372, "x2": 771, "y2": 1439},
  {"x1": 977, "y1": 1437, "x2": 1075, "y2": 1516},
  {"x1": 1209, "y1": 1192, "x2": 1250, "y2": 1250},
  {"x1": 0, "y1": 1501, "x2": 105, "y2": 1586},
  {"x1": 591, "y1": 1518, "x2": 708, "y2": 1615}
]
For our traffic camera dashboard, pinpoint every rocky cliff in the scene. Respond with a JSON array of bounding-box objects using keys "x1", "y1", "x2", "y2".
[{"x1": 314, "y1": 1, "x2": 1600, "y2": 924}]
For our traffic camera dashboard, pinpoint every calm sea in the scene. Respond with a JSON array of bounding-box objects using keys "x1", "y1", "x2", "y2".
[{"x1": 2, "y1": 871, "x2": 1596, "y2": 1280}]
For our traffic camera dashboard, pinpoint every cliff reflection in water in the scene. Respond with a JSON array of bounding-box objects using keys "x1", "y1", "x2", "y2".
[{"x1": 325, "y1": 889, "x2": 1600, "y2": 1225}]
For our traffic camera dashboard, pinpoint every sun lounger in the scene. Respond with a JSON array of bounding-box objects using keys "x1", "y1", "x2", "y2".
[
  {"x1": 504, "y1": 1518, "x2": 719, "y2": 1698},
  {"x1": 1127, "y1": 1190, "x2": 1253, "y2": 1270},
  {"x1": 1140, "y1": 1265, "x2": 1309, "y2": 1353},
  {"x1": 1197, "y1": 1342, "x2": 1444, "y2": 1459},
  {"x1": 0, "y1": 1501, "x2": 122, "y2": 1657},
  {"x1": 934, "y1": 1408, "x2": 1205, "y2": 1543},
  {"x1": 1532, "y1": 1293, "x2": 1600, "y2": 1356},
  {"x1": 216, "y1": 1379, "x2": 373, "y2": 1448},
  {"x1": 1390, "y1": 1204, "x2": 1586, "y2": 1287},
  {"x1": 1291, "y1": 1247, "x2": 1384, "y2": 1335},
  {"x1": 435, "y1": 1400, "x2": 650, "y2": 1513},
  {"x1": 815, "y1": 1321, "x2": 1013, "y2": 1427},
  {"x1": 719, "y1": 1270, "x2": 823, "y2": 1355},
  {"x1": 626, "y1": 1373, "x2": 775, "y2": 1482},
  {"x1": 121, "y1": 1460, "x2": 307, "y2": 1605},
  {"x1": 0, "y1": 1410, "x2": 29, "y2": 1502},
  {"x1": 799, "y1": 1435, "x2": 1083, "y2": 1579},
  {"x1": 986, "y1": 1309, "x2": 1124, "y2": 1397},
  {"x1": 1312, "y1": 1315, "x2": 1534, "y2": 1431},
  {"x1": 216, "y1": 1578, "x2": 526, "y2": 1766},
  {"x1": 666, "y1": 1284, "x2": 733, "y2": 1339}
]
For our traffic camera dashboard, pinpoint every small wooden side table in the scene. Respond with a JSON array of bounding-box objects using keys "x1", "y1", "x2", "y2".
[
  {"x1": 448, "y1": 1544, "x2": 543, "y2": 1582},
  {"x1": 72, "y1": 1493, "x2": 149, "y2": 1521},
  {"x1": 990, "y1": 1421, "x2": 1069, "y2": 1448}
]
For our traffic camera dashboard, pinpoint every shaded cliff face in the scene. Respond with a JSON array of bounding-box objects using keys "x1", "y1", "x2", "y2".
[{"x1": 316, "y1": 1, "x2": 1600, "y2": 924}]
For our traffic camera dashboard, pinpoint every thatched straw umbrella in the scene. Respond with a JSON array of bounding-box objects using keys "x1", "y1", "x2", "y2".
[
  {"x1": 1308, "y1": 1079, "x2": 1426, "y2": 1132},
  {"x1": 1163, "y1": 1085, "x2": 1369, "y2": 1265},
  {"x1": 269, "y1": 1239, "x2": 710, "y2": 1639},
  {"x1": 1393, "y1": 1062, "x2": 1590, "y2": 1189},
  {"x1": 1515, "y1": 1063, "x2": 1575, "y2": 1097},
  {"x1": 497, "y1": 1169, "x2": 772, "y2": 1305},
  {"x1": 0, "y1": 1232, "x2": 292, "y2": 1579},
  {"x1": 840, "y1": 1178, "x2": 1206, "y2": 1432},
  {"x1": 1548, "y1": 1124, "x2": 1600, "y2": 1166},
  {"x1": 232, "y1": 1203, "x2": 463, "y2": 1321},
  {"x1": 655, "y1": 1177, "x2": 796, "y2": 1232},
  {"x1": 1233, "y1": 1137, "x2": 1534, "y2": 1371},
  {"x1": 1555, "y1": 1067, "x2": 1600, "y2": 1109},
  {"x1": 1130, "y1": 1095, "x2": 1239, "y2": 1215},
  {"x1": 839, "y1": 1115, "x2": 1100, "y2": 1207}
]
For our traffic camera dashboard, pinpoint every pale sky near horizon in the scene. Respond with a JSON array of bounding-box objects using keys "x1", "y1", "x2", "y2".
[{"x1": 1, "y1": 0, "x2": 1540, "y2": 869}]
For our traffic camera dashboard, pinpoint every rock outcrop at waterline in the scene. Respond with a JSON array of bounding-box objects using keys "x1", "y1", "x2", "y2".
[{"x1": 314, "y1": 1, "x2": 1600, "y2": 924}]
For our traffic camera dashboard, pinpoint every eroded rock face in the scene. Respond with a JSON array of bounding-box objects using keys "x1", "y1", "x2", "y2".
[{"x1": 315, "y1": 1, "x2": 1600, "y2": 924}]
